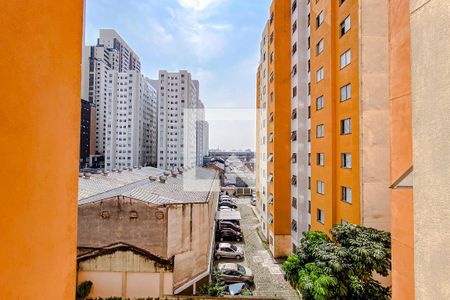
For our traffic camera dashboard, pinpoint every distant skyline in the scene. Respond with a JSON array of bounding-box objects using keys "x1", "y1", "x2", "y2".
[{"x1": 85, "y1": 0, "x2": 271, "y2": 150}]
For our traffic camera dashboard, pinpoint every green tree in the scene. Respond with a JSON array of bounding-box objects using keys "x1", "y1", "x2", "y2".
[
  {"x1": 282, "y1": 224, "x2": 391, "y2": 300},
  {"x1": 199, "y1": 270, "x2": 227, "y2": 296},
  {"x1": 76, "y1": 281, "x2": 93, "y2": 300}
]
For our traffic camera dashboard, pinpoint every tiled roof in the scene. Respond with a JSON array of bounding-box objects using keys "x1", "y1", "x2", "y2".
[{"x1": 78, "y1": 167, "x2": 219, "y2": 206}]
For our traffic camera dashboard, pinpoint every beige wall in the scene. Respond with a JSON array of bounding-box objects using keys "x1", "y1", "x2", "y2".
[
  {"x1": 78, "y1": 250, "x2": 173, "y2": 298},
  {"x1": 169, "y1": 198, "x2": 216, "y2": 289},
  {"x1": 359, "y1": 0, "x2": 391, "y2": 232},
  {"x1": 410, "y1": 0, "x2": 450, "y2": 299},
  {"x1": 78, "y1": 198, "x2": 167, "y2": 257}
]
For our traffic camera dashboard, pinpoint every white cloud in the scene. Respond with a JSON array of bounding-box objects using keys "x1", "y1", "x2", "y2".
[
  {"x1": 169, "y1": 1, "x2": 232, "y2": 62},
  {"x1": 178, "y1": 0, "x2": 224, "y2": 11}
]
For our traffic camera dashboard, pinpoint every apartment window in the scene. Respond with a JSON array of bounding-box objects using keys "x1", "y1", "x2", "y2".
[
  {"x1": 316, "y1": 39, "x2": 324, "y2": 55},
  {"x1": 340, "y1": 49, "x2": 351, "y2": 69},
  {"x1": 291, "y1": 131, "x2": 297, "y2": 141},
  {"x1": 317, "y1": 180, "x2": 325, "y2": 195},
  {"x1": 270, "y1": 32, "x2": 274, "y2": 44},
  {"x1": 269, "y1": 72, "x2": 274, "y2": 83},
  {"x1": 316, "y1": 124, "x2": 324, "y2": 138},
  {"x1": 308, "y1": 153, "x2": 311, "y2": 166},
  {"x1": 340, "y1": 16, "x2": 351, "y2": 36},
  {"x1": 292, "y1": 20, "x2": 297, "y2": 33},
  {"x1": 270, "y1": 52, "x2": 274, "y2": 63},
  {"x1": 269, "y1": 132, "x2": 274, "y2": 142},
  {"x1": 291, "y1": 108, "x2": 297, "y2": 120},
  {"x1": 270, "y1": 92, "x2": 274, "y2": 102},
  {"x1": 308, "y1": 201, "x2": 311, "y2": 213},
  {"x1": 308, "y1": 82, "x2": 311, "y2": 95},
  {"x1": 316, "y1": 11, "x2": 324, "y2": 28},
  {"x1": 307, "y1": 13, "x2": 310, "y2": 27},
  {"x1": 316, "y1": 67, "x2": 324, "y2": 82},
  {"x1": 307, "y1": 129, "x2": 311, "y2": 142},
  {"x1": 292, "y1": 219, "x2": 298, "y2": 232},
  {"x1": 291, "y1": 175, "x2": 297, "y2": 186},
  {"x1": 341, "y1": 186, "x2": 352, "y2": 204},
  {"x1": 270, "y1": 12, "x2": 274, "y2": 25},
  {"x1": 292, "y1": 42, "x2": 297, "y2": 55},
  {"x1": 317, "y1": 209, "x2": 325, "y2": 224},
  {"x1": 316, "y1": 95, "x2": 324, "y2": 110},
  {"x1": 308, "y1": 177, "x2": 311, "y2": 190},
  {"x1": 307, "y1": 37, "x2": 310, "y2": 49},
  {"x1": 291, "y1": 153, "x2": 297, "y2": 163},
  {"x1": 341, "y1": 153, "x2": 352, "y2": 168},
  {"x1": 317, "y1": 153, "x2": 324, "y2": 166},
  {"x1": 293, "y1": 86, "x2": 297, "y2": 97},
  {"x1": 341, "y1": 118, "x2": 352, "y2": 134},
  {"x1": 292, "y1": 0, "x2": 297, "y2": 13},
  {"x1": 340, "y1": 83, "x2": 352, "y2": 101},
  {"x1": 339, "y1": 0, "x2": 346, "y2": 5},
  {"x1": 308, "y1": 106, "x2": 311, "y2": 119},
  {"x1": 292, "y1": 64, "x2": 297, "y2": 76}
]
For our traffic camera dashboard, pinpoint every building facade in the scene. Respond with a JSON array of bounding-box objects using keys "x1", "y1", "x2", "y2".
[
  {"x1": 266, "y1": 0, "x2": 292, "y2": 257},
  {"x1": 196, "y1": 101, "x2": 209, "y2": 166},
  {"x1": 80, "y1": 99, "x2": 93, "y2": 169},
  {"x1": 81, "y1": 30, "x2": 157, "y2": 170},
  {"x1": 157, "y1": 70, "x2": 201, "y2": 170},
  {"x1": 308, "y1": 0, "x2": 390, "y2": 233},
  {"x1": 290, "y1": 0, "x2": 310, "y2": 248},
  {"x1": 256, "y1": 22, "x2": 269, "y2": 240}
]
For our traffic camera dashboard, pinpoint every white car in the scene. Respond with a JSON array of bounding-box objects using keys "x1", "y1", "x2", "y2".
[{"x1": 215, "y1": 243, "x2": 244, "y2": 259}]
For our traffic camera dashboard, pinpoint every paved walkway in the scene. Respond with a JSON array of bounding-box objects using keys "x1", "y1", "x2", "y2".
[{"x1": 236, "y1": 197, "x2": 299, "y2": 299}]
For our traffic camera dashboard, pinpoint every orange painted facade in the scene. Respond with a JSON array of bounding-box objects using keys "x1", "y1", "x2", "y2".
[
  {"x1": 267, "y1": 0, "x2": 292, "y2": 257},
  {"x1": 0, "y1": 1, "x2": 83, "y2": 299},
  {"x1": 388, "y1": 0, "x2": 414, "y2": 298},
  {"x1": 255, "y1": 66, "x2": 261, "y2": 204},
  {"x1": 310, "y1": 0, "x2": 360, "y2": 232}
]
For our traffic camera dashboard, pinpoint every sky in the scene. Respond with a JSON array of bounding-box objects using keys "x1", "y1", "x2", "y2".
[{"x1": 85, "y1": 0, "x2": 271, "y2": 151}]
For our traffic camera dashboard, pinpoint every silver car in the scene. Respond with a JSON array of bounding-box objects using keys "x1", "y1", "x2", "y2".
[
  {"x1": 215, "y1": 243, "x2": 244, "y2": 260},
  {"x1": 217, "y1": 263, "x2": 254, "y2": 283}
]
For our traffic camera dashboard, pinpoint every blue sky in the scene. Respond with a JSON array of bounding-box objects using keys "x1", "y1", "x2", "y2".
[{"x1": 85, "y1": 0, "x2": 271, "y2": 150}]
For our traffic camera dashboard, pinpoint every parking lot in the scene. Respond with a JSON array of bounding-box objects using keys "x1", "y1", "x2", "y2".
[{"x1": 214, "y1": 196, "x2": 299, "y2": 299}]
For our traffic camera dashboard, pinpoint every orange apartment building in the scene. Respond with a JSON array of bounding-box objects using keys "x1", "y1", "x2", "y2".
[
  {"x1": 308, "y1": 0, "x2": 390, "y2": 233},
  {"x1": 266, "y1": 0, "x2": 292, "y2": 257},
  {"x1": 0, "y1": 0, "x2": 83, "y2": 298}
]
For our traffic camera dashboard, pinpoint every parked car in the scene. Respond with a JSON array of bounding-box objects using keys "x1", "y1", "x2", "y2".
[
  {"x1": 219, "y1": 201, "x2": 237, "y2": 209},
  {"x1": 220, "y1": 196, "x2": 235, "y2": 203},
  {"x1": 250, "y1": 197, "x2": 256, "y2": 206},
  {"x1": 216, "y1": 228, "x2": 242, "y2": 241},
  {"x1": 218, "y1": 206, "x2": 235, "y2": 211},
  {"x1": 225, "y1": 283, "x2": 252, "y2": 296},
  {"x1": 218, "y1": 221, "x2": 241, "y2": 232},
  {"x1": 217, "y1": 263, "x2": 254, "y2": 283},
  {"x1": 215, "y1": 243, "x2": 244, "y2": 259}
]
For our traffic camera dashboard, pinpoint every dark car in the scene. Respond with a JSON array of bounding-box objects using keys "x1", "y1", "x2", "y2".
[
  {"x1": 219, "y1": 201, "x2": 237, "y2": 209},
  {"x1": 216, "y1": 228, "x2": 242, "y2": 241},
  {"x1": 218, "y1": 221, "x2": 241, "y2": 232}
]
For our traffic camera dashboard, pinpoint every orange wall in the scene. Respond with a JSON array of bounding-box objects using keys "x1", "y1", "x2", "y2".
[
  {"x1": 388, "y1": 0, "x2": 414, "y2": 298},
  {"x1": 0, "y1": 1, "x2": 83, "y2": 298},
  {"x1": 310, "y1": 0, "x2": 360, "y2": 232},
  {"x1": 267, "y1": 0, "x2": 291, "y2": 257},
  {"x1": 255, "y1": 65, "x2": 261, "y2": 200}
]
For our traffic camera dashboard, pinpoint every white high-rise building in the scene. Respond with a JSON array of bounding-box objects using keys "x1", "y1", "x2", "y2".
[
  {"x1": 81, "y1": 29, "x2": 157, "y2": 170},
  {"x1": 157, "y1": 70, "x2": 201, "y2": 170},
  {"x1": 196, "y1": 100, "x2": 209, "y2": 166},
  {"x1": 291, "y1": 0, "x2": 310, "y2": 247},
  {"x1": 256, "y1": 21, "x2": 269, "y2": 240}
]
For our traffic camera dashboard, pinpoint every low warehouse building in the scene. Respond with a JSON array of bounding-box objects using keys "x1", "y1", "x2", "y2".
[{"x1": 77, "y1": 167, "x2": 219, "y2": 298}]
